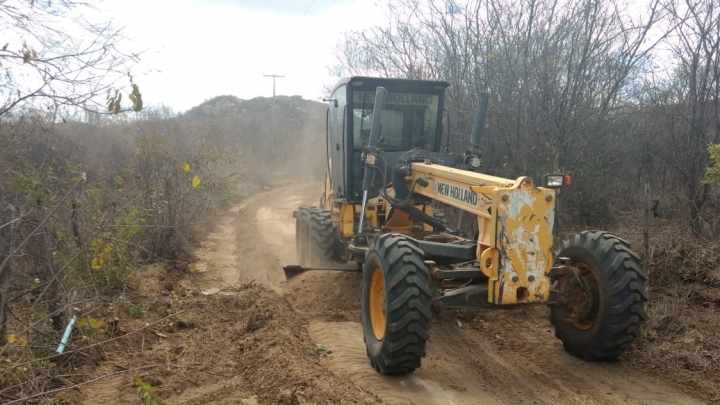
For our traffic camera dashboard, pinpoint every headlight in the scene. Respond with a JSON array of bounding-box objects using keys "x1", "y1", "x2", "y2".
[{"x1": 542, "y1": 174, "x2": 564, "y2": 188}]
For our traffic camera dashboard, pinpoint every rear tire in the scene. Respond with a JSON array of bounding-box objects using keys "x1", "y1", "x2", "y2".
[
  {"x1": 362, "y1": 234, "x2": 432, "y2": 374},
  {"x1": 308, "y1": 208, "x2": 335, "y2": 266},
  {"x1": 551, "y1": 231, "x2": 648, "y2": 361},
  {"x1": 295, "y1": 205, "x2": 311, "y2": 267}
]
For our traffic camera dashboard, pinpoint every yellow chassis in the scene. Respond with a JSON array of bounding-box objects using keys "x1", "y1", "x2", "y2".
[{"x1": 326, "y1": 159, "x2": 556, "y2": 306}]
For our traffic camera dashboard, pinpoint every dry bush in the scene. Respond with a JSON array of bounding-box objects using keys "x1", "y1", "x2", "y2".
[
  {"x1": 650, "y1": 236, "x2": 720, "y2": 288},
  {"x1": 0, "y1": 107, "x2": 242, "y2": 402},
  {"x1": 631, "y1": 285, "x2": 720, "y2": 402},
  {"x1": 0, "y1": 92, "x2": 327, "y2": 401}
]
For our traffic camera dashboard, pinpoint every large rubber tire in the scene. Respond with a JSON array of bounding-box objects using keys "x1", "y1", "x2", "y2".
[
  {"x1": 295, "y1": 205, "x2": 312, "y2": 267},
  {"x1": 362, "y1": 234, "x2": 432, "y2": 374},
  {"x1": 551, "y1": 231, "x2": 648, "y2": 361},
  {"x1": 308, "y1": 208, "x2": 335, "y2": 266}
]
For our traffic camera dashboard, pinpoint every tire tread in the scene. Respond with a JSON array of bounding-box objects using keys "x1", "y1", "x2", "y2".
[
  {"x1": 308, "y1": 208, "x2": 335, "y2": 266},
  {"x1": 552, "y1": 230, "x2": 647, "y2": 361},
  {"x1": 362, "y1": 234, "x2": 431, "y2": 374}
]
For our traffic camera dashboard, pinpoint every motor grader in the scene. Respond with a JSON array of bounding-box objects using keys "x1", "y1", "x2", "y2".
[{"x1": 287, "y1": 76, "x2": 647, "y2": 375}]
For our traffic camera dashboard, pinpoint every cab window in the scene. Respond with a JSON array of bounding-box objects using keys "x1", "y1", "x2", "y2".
[{"x1": 352, "y1": 91, "x2": 439, "y2": 151}]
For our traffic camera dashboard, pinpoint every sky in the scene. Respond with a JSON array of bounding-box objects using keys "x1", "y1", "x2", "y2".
[{"x1": 105, "y1": 0, "x2": 385, "y2": 113}]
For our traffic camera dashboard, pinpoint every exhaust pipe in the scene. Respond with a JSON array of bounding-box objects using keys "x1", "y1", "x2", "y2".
[
  {"x1": 358, "y1": 86, "x2": 388, "y2": 234},
  {"x1": 466, "y1": 91, "x2": 490, "y2": 170}
]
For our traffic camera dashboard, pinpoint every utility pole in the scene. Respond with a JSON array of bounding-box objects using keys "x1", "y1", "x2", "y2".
[{"x1": 263, "y1": 73, "x2": 284, "y2": 131}]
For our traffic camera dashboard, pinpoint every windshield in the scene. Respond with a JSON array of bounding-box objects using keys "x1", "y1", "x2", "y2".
[{"x1": 352, "y1": 91, "x2": 440, "y2": 151}]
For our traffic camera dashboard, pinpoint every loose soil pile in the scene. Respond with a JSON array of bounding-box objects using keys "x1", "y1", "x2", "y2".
[{"x1": 74, "y1": 281, "x2": 377, "y2": 405}]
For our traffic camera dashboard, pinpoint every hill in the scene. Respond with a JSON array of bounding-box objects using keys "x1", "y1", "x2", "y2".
[{"x1": 180, "y1": 94, "x2": 327, "y2": 185}]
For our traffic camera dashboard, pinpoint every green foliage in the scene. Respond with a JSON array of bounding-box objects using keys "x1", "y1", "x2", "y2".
[
  {"x1": 75, "y1": 317, "x2": 108, "y2": 341},
  {"x1": 315, "y1": 343, "x2": 329, "y2": 357},
  {"x1": 703, "y1": 144, "x2": 720, "y2": 185},
  {"x1": 126, "y1": 304, "x2": 145, "y2": 318},
  {"x1": 136, "y1": 379, "x2": 165, "y2": 405},
  {"x1": 7, "y1": 165, "x2": 54, "y2": 204}
]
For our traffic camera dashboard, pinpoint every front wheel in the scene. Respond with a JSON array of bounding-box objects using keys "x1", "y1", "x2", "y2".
[
  {"x1": 361, "y1": 234, "x2": 432, "y2": 374},
  {"x1": 551, "y1": 231, "x2": 648, "y2": 361}
]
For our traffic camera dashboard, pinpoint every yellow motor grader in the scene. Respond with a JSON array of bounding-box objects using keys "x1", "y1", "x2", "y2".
[{"x1": 286, "y1": 77, "x2": 647, "y2": 375}]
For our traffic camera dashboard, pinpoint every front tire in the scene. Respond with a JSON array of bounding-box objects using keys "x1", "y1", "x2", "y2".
[
  {"x1": 551, "y1": 231, "x2": 648, "y2": 361},
  {"x1": 361, "y1": 234, "x2": 432, "y2": 374}
]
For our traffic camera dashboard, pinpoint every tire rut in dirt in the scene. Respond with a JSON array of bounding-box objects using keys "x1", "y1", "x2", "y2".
[
  {"x1": 362, "y1": 233, "x2": 432, "y2": 374},
  {"x1": 308, "y1": 208, "x2": 335, "y2": 266},
  {"x1": 552, "y1": 230, "x2": 648, "y2": 361}
]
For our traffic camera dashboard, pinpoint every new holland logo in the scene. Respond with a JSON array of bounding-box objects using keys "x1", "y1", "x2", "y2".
[{"x1": 434, "y1": 181, "x2": 478, "y2": 206}]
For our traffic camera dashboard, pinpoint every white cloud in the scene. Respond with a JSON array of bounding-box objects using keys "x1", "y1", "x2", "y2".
[{"x1": 108, "y1": 0, "x2": 384, "y2": 112}]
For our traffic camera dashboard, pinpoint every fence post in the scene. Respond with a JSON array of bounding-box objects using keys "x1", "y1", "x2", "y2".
[{"x1": 0, "y1": 204, "x2": 17, "y2": 345}]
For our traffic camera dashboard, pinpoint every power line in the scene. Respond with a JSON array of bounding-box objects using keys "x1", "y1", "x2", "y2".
[{"x1": 302, "y1": 0, "x2": 316, "y2": 16}]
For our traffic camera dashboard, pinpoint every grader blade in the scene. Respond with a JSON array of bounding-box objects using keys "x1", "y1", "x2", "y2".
[{"x1": 283, "y1": 264, "x2": 361, "y2": 280}]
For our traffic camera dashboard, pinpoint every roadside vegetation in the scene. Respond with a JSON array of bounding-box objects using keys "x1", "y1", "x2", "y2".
[{"x1": 0, "y1": 2, "x2": 325, "y2": 403}]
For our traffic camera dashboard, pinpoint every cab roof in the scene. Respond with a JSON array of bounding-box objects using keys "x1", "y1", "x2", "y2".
[{"x1": 330, "y1": 76, "x2": 450, "y2": 96}]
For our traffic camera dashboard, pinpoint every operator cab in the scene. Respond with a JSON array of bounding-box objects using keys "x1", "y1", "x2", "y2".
[{"x1": 326, "y1": 77, "x2": 449, "y2": 203}]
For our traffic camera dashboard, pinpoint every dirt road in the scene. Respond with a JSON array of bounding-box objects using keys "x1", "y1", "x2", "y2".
[{"x1": 206, "y1": 182, "x2": 705, "y2": 405}]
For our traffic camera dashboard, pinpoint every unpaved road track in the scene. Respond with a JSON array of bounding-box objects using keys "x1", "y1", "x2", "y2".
[{"x1": 223, "y1": 182, "x2": 705, "y2": 405}]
